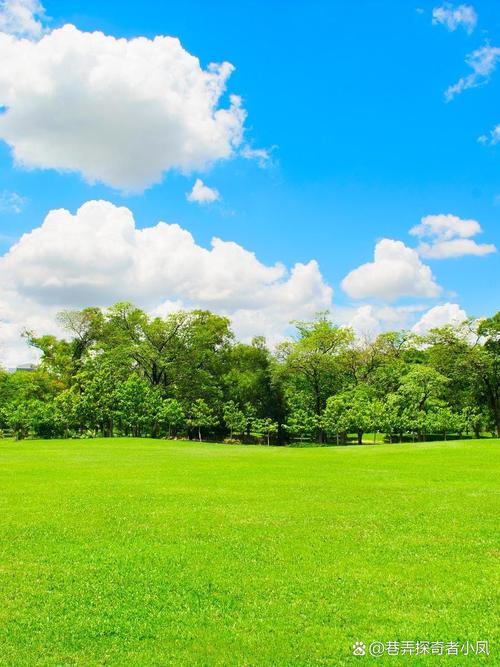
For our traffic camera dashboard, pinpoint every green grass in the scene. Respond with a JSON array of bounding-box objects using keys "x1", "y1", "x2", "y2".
[{"x1": 0, "y1": 438, "x2": 498, "y2": 666}]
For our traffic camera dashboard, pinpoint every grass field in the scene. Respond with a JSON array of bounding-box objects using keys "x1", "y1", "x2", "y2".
[{"x1": 0, "y1": 438, "x2": 498, "y2": 666}]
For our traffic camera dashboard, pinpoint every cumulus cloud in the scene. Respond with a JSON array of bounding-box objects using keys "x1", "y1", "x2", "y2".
[
  {"x1": 0, "y1": 293, "x2": 57, "y2": 368},
  {"x1": 410, "y1": 213, "x2": 480, "y2": 240},
  {"x1": 412, "y1": 302, "x2": 467, "y2": 334},
  {"x1": 341, "y1": 239, "x2": 441, "y2": 301},
  {"x1": 332, "y1": 303, "x2": 427, "y2": 339},
  {"x1": 432, "y1": 4, "x2": 477, "y2": 33},
  {"x1": 333, "y1": 302, "x2": 468, "y2": 340},
  {"x1": 0, "y1": 200, "x2": 333, "y2": 365},
  {"x1": 186, "y1": 178, "x2": 220, "y2": 204},
  {"x1": 417, "y1": 239, "x2": 496, "y2": 258},
  {"x1": 0, "y1": 0, "x2": 44, "y2": 37},
  {"x1": 410, "y1": 213, "x2": 496, "y2": 258},
  {"x1": 445, "y1": 44, "x2": 500, "y2": 100},
  {"x1": 0, "y1": 24, "x2": 247, "y2": 191},
  {"x1": 0, "y1": 189, "x2": 26, "y2": 213}
]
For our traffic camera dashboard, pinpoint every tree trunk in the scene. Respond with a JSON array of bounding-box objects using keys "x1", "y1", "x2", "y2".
[
  {"x1": 198, "y1": 426, "x2": 202, "y2": 442},
  {"x1": 357, "y1": 430, "x2": 363, "y2": 445}
]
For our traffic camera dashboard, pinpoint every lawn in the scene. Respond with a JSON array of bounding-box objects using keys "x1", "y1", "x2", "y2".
[{"x1": 0, "y1": 438, "x2": 498, "y2": 666}]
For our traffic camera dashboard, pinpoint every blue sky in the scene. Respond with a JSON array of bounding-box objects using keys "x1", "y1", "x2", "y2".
[{"x1": 0, "y1": 0, "x2": 498, "y2": 364}]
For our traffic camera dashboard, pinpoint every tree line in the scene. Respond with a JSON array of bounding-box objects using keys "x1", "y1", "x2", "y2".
[{"x1": 0, "y1": 303, "x2": 498, "y2": 444}]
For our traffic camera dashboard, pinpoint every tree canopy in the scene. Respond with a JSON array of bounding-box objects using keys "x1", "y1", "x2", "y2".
[{"x1": 1, "y1": 304, "x2": 498, "y2": 444}]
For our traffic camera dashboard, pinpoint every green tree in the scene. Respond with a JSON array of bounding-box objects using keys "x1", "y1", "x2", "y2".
[
  {"x1": 277, "y1": 315, "x2": 354, "y2": 437},
  {"x1": 188, "y1": 399, "x2": 219, "y2": 442},
  {"x1": 224, "y1": 338, "x2": 283, "y2": 423},
  {"x1": 159, "y1": 399, "x2": 186, "y2": 438},
  {"x1": 8, "y1": 402, "x2": 32, "y2": 440},
  {"x1": 285, "y1": 408, "x2": 320, "y2": 443},
  {"x1": 54, "y1": 389, "x2": 81, "y2": 437},
  {"x1": 251, "y1": 417, "x2": 278, "y2": 445},
  {"x1": 223, "y1": 401, "x2": 247, "y2": 439},
  {"x1": 425, "y1": 406, "x2": 461, "y2": 441},
  {"x1": 321, "y1": 393, "x2": 350, "y2": 445},
  {"x1": 113, "y1": 375, "x2": 158, "y2": 437},
  {"x1": 476, "y1": 313, "x2": 500, "y2": 436},
  {"x1": 77, "y1": 358, "x2": 121, "y2": 436}
]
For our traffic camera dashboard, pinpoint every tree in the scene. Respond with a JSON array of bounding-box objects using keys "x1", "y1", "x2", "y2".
[
  {"x1": 54, "y1": 389, "x2": 81, "y2": 437},
  {"x1": 425, "y1": 406, "x2": 461, "y2": 441},
  {"x1": 251, "y1": 417, "x2": 278, "y2": 445},
  {"x1": 113, "y1": 375, "x2": 158, "y2": 437},
  {"x1": 9, "y1": 402, "x2": 32, "y2": 440},
  {"x1": 425, "y1": 315, "x2": 500, "y2": 436},
  {"x1": 223, "y1": 401, "x2": 247, "y2": 439},
  {"x1": 224, "y1": 338, "x2": 283, "y2": 426},
  {"x1": 347, "y1": 387, "x2": 374, "y2": 445},
  {"x1": 4, "y1": 303, "x2": 498, "y2": 446},
  {"x1": 476, "y1": 313, "x2": 500, "y2": 436},
  {"x1": 77, "y1": 358, "x2": 121, "y2": 437},
  {"x1": 30, "y1": 400, "x2": 63, "y2": 439},
  {"x1": 322, "y1": 393, "x2": 350, "y2": 445},
  {"x1": 103, "y1": 304, "x2": 232, "y2": 401},
  {"x1": 285, "y1": 408, "x2": 320, "y2": 443},
  {"x1": 321, "y1": 387, "x2": 378, "y2": 445},
  {"x1": 378, "y1": 393, "x2": 406, "y2": 443},
  {"x1": 276, "y1": 314, "x2": 354, "y2": 441},
  {"x1": 23, "y1": 334, "x2": 74, "y2": 385},
  {"x1": 397, "y1": 365, "x2": 449, "y2": 441},
  {"x1": 188, "y1": 399, "x2": 219, "y2": 442},
  {"x1": 159, "y1": 399, "x2": 186, "y2": 438}
]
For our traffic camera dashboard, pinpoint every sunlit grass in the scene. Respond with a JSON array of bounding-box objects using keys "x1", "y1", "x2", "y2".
[{"x1": 0, "y1": 438, "x2": 498, "y2": 665}]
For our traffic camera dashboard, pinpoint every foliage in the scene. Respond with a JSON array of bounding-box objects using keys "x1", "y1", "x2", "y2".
[
  {"x1": 1, "y1": 305, "x2": 498, "y2": 442},
  {"x1": 223, "y1": 401, "x2": 246, "y2": 439},
  {"x1": 187, "y1": 399, "x2": 219, "y2": 441}
]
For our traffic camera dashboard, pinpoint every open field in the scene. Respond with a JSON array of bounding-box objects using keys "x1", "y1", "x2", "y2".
[{"x1": 0, "y1": 438, "x2": 498, "y2": 666}]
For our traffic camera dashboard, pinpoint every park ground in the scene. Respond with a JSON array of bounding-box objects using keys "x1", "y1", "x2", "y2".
[{"x1": 0, "y1": 438, "x2": 498, "y2": 666}]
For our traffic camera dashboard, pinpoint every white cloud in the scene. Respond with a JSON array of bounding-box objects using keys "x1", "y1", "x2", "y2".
[
  {"x1": 0, "y1": 189, "x2": 26, "y2": 213},
  {"x1": 412, "y1": 302, "x2": 467, "y2": 334},
  {"x1": 445, "y1": 44, "x2": 500, "y2": 100},
  {"x1": 186, "y1": 178, "x2": 220, "y2": 204},
  {"x1": 332, "y1": 303, "x2": 428, "y2": 339},
  {"x1": 0, "y1": 200, "x2": 333, "y2": 365},
  {"x1": 0, "y1": 294, "x2": 56, "y2": 368},
  {"x1": 417, "y1": 238, "x2": 496, "y2": 258},
  {"x1": 0, "y1": 24, "x2": 247, "y2": 192},
  {"x1": 331, "y1": 302, "x2": 468, "y2": 342},
  {"x1": 410, "y1": 213, "x2": 480, "y2": 240},
  {"x1": 240, "y1": 145, "x2": 273, "y2": 168},
  {"x1": 0, "y1": 0, "x2": 44, "y2": 37},
  {"x1": 478, "y1": 123, "x2": 500, "y2": 145},
  {"x1": 432, "y1": 4, "x2": 477, "y2": 33},
  {"x1": 341, "y1": 239, "x2": 441, "y2": 301},
  {"x1": 410, "y1": 213, "x2": 496, "y2": 258}
]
